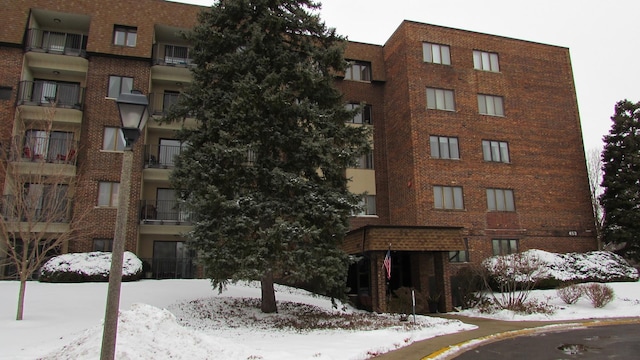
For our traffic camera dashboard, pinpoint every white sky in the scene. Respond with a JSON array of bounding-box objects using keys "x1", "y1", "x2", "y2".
[{"x1": 172, "y1": 0, "x2": 640, "y2": 152}]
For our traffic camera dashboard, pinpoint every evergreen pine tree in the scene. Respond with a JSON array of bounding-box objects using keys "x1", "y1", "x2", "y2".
[
  {"x1": 165, "y1": 0, "x2": 370, "y2": 313},
  {"x1": 600, "y1": 99, "x2": 640, "y2": 261}
]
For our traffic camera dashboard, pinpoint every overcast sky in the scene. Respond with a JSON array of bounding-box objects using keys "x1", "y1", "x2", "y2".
[{"x1": 173, "y1": 0, "x2": 639, "y2": 152}]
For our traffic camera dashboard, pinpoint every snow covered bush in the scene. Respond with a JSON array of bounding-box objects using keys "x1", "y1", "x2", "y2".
[
  {"x1": 556, "y1": 284, "x2": 583, "y2": 304},
  {"x1": 39, "y1": 251, "x2": 143, "y2": 283},
  {"x1": 583, "y1": 283, "x2": 615, "y2": 308},
  {"x1": 484, "y1": 250, "x2": 638, "y2": 290},
  {"x1": 481, "y1": 251, "x2": 542, "y2": 311}
]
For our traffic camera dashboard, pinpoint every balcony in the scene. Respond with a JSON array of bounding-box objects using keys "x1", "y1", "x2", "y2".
[
  {"x1": 16, "y1": 81, "x2": 85, "y2": 110},
  {"x1": 149, "y1": 92, "x2": 179, "y2": 116},
  {"x1": 139, "y1": 257, "x2": 195, "y2": 279},
  {"x1": 11, "y1": 135, "x2": 78, "y2": 166},
  {"x1": 144, "y1": 143, "x2": 182, "y2": 169},
  {"x1": 1, "y1": 195, "x2": 73, "y2": 224},
  {"x1": 140, "y1": 199, "x2": 193, "y2": 225},
  {"x1": 152, "y1": 44, "x2": 194, "y2": 67},
  {"x1": 25, "y1": 28, "x2": 87, "y2": 57}
]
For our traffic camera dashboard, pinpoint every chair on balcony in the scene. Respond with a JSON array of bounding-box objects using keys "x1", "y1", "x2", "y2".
[{"x1": 56, "y1": 149, "x2": 76, "y2": 164}]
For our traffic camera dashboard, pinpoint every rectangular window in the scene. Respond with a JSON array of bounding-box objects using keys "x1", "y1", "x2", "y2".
[
  {"x1": 486, "y1": 188, "x2": 515, "y2": 211},
  {"x1": 93, "y1": 239, "x2": 113, "y2": 252},
  {"x1": 423, "y1": 43, "x2": 451, "y2": 65},
  {"x1": 356, "y1": 151, "x2": 374, "y2": 169},
  {"x1": 426, "y1": 88, "x2": 455, "y2": 111},
  {"x1": 478, "y1": 94, "x2": 504, "y2": 116},
  {"x1": 430, "y1": 136, "x2": 460, "y2": 159},
  {"x1": 492, "y1": 239, "x2": 518, "y2": 256},
  {"x1": 449, "y1": 250, "x2": 469, "y2": 263},
  {"x1": 345, "y1": 103, "x2": 373, "y2": 124},
  {"x1": 98, "y1": 182, "x2": 119, "y2": 207},
  {"x1": 473, "y1": 50, "x2": 500, "y2": 72},
  {"x1": 355, "y1": 195, "x2": 376, "y2": 216},
  {"x1": 344, "y1": 61, "x2": 371, "y2": 82},
  {"x1": 482, "y1": 140, "x2": 510, "y2": 163},
  {"x1": 102, "y1": 127, "x2": 125, "y2": 151},
  {"x1": 433, "y1": 186, "x2": 464, "y2": 210},
  {"x1": 0, "y1": 86, "x2": 11, "y2": 100},
  {"x1": 113, "y1": 26, "x2": 137, "y2": 47},
  {"x1": 108, "y1": 75, "x2": 133, "y2": 98}
]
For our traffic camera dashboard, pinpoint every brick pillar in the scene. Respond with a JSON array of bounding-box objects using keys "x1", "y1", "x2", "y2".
[
  {"x1": 371, "y1": 251, "x2": 387, "y2": 313},
  {"x1": 434, "y1": 251, "x2": 453, "y2": 312}
]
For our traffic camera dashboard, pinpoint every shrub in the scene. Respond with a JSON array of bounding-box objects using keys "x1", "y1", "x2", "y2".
[
  {"x1": 387, "y1": 287, "x2": 427, "y2": 314},
  {"x1": 39, "y1": 251, "x2": 143, "y2": 283},
  {"x1": 583, "y1": 283, "x2": 615, "y2": 308},
  {"x1": 557, "y1": 284, "x2": 583, "y2": 304},
  {"x1": 482, "y1": 251, "x2": 543, "y2": 310}
]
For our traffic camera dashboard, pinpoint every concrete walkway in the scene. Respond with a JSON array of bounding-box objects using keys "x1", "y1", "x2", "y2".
[{"x1": 373, "y1": 315, "x2": 640, "y2": 360}]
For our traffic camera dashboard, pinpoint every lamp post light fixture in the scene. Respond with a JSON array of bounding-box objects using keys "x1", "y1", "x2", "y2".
[{"x1": 100, "y1": 91, "x2": 149, "y2": 360}]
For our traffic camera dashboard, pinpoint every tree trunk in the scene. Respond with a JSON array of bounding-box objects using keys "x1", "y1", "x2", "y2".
[
  {"x1": 261, "y1": 272, "x2": 277, "y2": 313},
  {"x1": 16, "y1": 277, "x2": 26, "y2": 320}
]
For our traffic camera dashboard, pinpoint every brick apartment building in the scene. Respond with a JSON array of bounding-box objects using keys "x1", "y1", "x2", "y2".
[{"x1": 1, "y1": 0, "x2": 596, "y2": 312}]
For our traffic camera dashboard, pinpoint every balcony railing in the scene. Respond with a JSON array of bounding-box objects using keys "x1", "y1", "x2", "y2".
[
  {"x1": 149, "y1": 92, "x2": 180, "y2": 116},
  {"x1": 144, "y1": 143, "x2": 183, "y2": 168},
  {"x1": 151, "y1": 43, "x2": 194, "y2": 67},
  {"x1": 12, "y1": 135, "x2": 78, "y2": 165},
  {"x1": 25, "y1": 29, "x2": 87, "y2": 56},
  {"x1": 1, "y1": 195, "x2": 73, "y2": 223},
  {"x1": 16, "y1": 81, "x2": 85, "y2": 110},
  {"x1": 139, "y1": 257, "x2": 195, "y2": 279},
  {"x1": 140, "y1": 199, "x2": 193, "y2": 225}
]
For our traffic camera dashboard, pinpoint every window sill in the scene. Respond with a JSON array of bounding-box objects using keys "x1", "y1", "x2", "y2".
[
  {"x1": 100, "y1": 149, "x2": 125, "y2": 153},
  {"x1": 351, "y1": 214, "x2": 379, "y2": 218}
]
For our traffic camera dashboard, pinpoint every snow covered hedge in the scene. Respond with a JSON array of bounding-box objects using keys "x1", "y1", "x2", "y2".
[
  {"x1": 483, "y1": 249, "x2": 639, "y2": 289},
  {"x1": 39, "y1": 251, "x2": 143, "y2": 283}
]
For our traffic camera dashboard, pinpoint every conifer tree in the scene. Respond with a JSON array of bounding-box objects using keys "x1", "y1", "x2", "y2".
[
  {"x1": 165, "y1": 0, "x2": 370, "y2": 312},
  {"x1": 600, "y1": 99, "x2": 640, "y2": 261}
]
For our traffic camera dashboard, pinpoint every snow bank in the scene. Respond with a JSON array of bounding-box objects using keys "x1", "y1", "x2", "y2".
[{"x1": 39, "y1": 303, "x2": 254, "y2": 360}]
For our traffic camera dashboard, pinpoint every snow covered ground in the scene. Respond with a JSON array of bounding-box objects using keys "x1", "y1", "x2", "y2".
[
  {"x1": 1, "y1": 279, "x2": 639, "y2": 360},
  {"x1": 1, "y1": 249, "x2": 639, "y2": 360}
]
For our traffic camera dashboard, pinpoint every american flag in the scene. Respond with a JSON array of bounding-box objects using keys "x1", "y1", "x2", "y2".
[{"x1": 383, "y1": 250, "x2": 391, "y2": 280}]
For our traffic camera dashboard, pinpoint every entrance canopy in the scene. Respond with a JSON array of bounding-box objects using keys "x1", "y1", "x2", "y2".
[{"x1": 343, "y1": 225, "x2": 466, "y2": 254}]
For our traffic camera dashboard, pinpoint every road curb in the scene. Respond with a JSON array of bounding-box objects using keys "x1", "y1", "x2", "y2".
[{"x1": 421, "y1": 317, "x2": 640, "y2": 360}]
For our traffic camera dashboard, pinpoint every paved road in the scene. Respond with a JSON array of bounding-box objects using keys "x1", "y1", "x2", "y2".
[{"x1": 454, "y1": 323, "x2": 640, "y2": 359}]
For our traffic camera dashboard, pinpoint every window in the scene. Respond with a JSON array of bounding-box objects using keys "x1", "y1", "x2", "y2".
[
  {"x1": 449, "y1": 251, "x2": 469, "y2": 263},
  {"x1": 93, "y1": 239, "x2": 113, "y2": 252},
  {"x1": 98, "y1": 182, "x2": 119, "y2": 207},
  {"x1": 107, "y1": 75, "x2": 133, "y2": 98},
  {"x1": 430, "y1": 136, "x2": 459, "y2": 159},
  {"x1": 22, "y1": 183, "x2": 69, "y2": 221},
  {"x1": 103, "y1": 127, "x2": 125, "y2": 151},
  {"x1": 164, "y1": 45, "x2": 190, "y2": 65},
  {"x1": 355, "y1": 195, "x2": 376, "y2": 216},
  {"x1": 482, "y1": 140, "x2": 510, "y2": 163},
  {"x1": 345, "y1": 103, "x2": 372, "y2": 124},
  {"x1": 355, "y1": 151, "x2": 374, "y2": 169},
  {"x1": 113, "y1": 26, "x2": 137, "y2": 47},
  {"x1": 433, "y1": 186, "x2": 464, "y2": 210},
  {"x1": 344, "y1": 61, "x2": 371, "y2": 81},
  {"x1": 478, "y1": 94, "x2": 504, "y2": 116},
  {"x1": 423, "y1": 43, "x2": 451, "y2": 65},
  {"x1": 486, "y1": 188, "x2": 515, "y2": 211},
  {"x1": 473, "y1": 50, "x2": 500, "y2": 72},
  {"x1": 493, "y1": 239, "x2": 518, "y2": 256},
  {"x1": 426, "y1": 88, "x2": 455, "y2": 111},
  {"x1": 23, "y1": 130, "x2": 74, "y2": 163},
  {"x1": 0, "y1": 86, "x2": 11, "y2": 100}
]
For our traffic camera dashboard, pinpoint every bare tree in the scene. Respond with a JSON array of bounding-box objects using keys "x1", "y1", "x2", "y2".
[
  {"x1": 586, "y1": 147, "x2": 604, "y2": 249},
  {"x1": 0, "y1": 105, "x2": 89, "y2": 320}
]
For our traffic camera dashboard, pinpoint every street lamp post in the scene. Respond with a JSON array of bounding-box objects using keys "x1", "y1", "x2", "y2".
[{"x1": 100, "y1": 91, "x2": 149, "y2": 360}]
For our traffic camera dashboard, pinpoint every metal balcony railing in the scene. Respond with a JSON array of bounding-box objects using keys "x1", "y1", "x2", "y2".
[
  {"x1": 140, "y1": 199, "x2": 193, "y2": 225},
  {"x1": 16, "y1": 80, "x2": 85, "y2": 110},
  {"x1": 151, "y1": 43, "x2": 194, "y2": 67},
  {"x1": 13, "y1": 135, "x2": 78, "y2": 165},
  {"x1": 139, "y1": 257, "x2": 195, "y2": 279},
  {"x1": 144, "y1": 143, "x2": 182, "y2": 168},
  {"x1": 149, "y1": 92, "x2": 180, "y2": 116},
  {"x1": 25, "y1": 29, "x2": 87, "y2": 56},
  {"x1": 1, "y1": 195, "x2": 73, "y2": 223}
]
